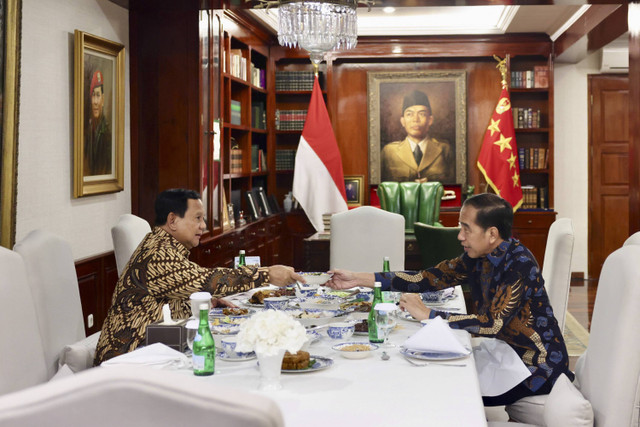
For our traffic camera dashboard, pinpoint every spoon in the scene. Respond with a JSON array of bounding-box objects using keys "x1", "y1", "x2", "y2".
[{"x1": 381, "y1": 351, "x2": 390, "y2": 361}]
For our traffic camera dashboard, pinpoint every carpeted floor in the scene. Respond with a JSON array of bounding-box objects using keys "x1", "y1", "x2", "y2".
[{"x1": 563, "y1": 312, "x2": 589, "y2": 357}]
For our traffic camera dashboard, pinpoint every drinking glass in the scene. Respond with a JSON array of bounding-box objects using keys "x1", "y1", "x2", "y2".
[
  {"x1": 374, "y1": 303, "x2": 397, "y2": 348},
  {"x1": 185, "y1": 319, "x2": 199, "y2": 355}
]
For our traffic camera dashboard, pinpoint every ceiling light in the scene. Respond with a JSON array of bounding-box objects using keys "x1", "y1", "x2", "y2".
[
  {"x1": 252, "y1": 0, "x2": 373, "y2": 66},
  {"x1": 630, "y1": 2, "x2": 640, "y2": 38},
  {"x1": 382, "y1": 7, "x2": 395, "y2": 14}
]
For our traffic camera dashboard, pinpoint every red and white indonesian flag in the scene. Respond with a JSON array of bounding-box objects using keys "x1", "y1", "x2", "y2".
[
  {"x1": 477, "y1": 84, "x2": 523, "y2": 211},
  {"x1": 293, "y1": 76, "x2": 348, "y2": 232}
]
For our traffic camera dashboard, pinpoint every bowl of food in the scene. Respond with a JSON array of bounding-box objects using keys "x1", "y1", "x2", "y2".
[
  {"x1": 295, "y1": 284, "x2": 320, "y2": 299},
  {"x1": 284, "y1": 308, "x2": 345, "y2": 328},
  {"x1": 299, "y1": 272, "x2": 332, "y2": 286},
  {"x1": 331, "y1": 342, "x2": 378, "y2": 359},
  {"x1": 210, "y1": 323, "x2": 241, "y2": 335}
]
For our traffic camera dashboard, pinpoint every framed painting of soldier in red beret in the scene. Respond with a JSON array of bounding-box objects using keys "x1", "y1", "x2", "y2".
[
  {"x1": 367, "y1": 71, "x2": 467, "y2": 189},
  {"x1": 73, "y1": 30, "x2": 124, "y2": 197}
]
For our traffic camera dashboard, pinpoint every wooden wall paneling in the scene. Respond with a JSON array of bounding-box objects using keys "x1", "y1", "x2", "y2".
[
  {"x1": 75, "y1": 253, "x2": 117, "y2": 336},
  {"x1": 130, "y1": 0, "x2": 200, "y2": 224}
]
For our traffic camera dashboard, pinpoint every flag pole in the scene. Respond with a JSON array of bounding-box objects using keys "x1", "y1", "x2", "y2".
[{"x1": 493, "y1": 54, "x2": 509, "y2": 88}]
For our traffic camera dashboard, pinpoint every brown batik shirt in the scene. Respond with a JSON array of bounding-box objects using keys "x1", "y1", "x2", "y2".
[{"x1": 94, "y1": 227, "x2": 269, "y2": 365}]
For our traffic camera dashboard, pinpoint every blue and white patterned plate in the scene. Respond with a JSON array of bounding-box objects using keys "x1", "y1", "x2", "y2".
[
  {"x1": 400, "y1": 347, "x2": 469, "y2": 361},
  {"x1": 281, "y1": 355, "x2": 333, "y2": 373},
  {"x1": 306, "y1": 330, "x2": 322, "y2": 344}
]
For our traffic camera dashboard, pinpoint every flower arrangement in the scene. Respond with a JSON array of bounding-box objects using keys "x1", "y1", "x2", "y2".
[{"x1": 236, "y1": 309, "x2": 308, "y2": 356}]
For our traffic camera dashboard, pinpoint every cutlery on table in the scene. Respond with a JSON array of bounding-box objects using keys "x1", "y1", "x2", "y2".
[{"x1": 401, "y1": 354, "x2": 465, "y2": 367}]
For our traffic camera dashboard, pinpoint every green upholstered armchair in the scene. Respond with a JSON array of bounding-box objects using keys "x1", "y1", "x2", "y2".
[
  {"x1": 377, "y1": 182, "x2": 445, "y2": 233},
  {"x1": 413, "y1": 222, "x2": 462, "y2": 269}
]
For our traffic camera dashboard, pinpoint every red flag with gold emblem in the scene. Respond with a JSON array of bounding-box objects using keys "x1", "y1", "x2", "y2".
[{"x1": 477, "y1": 85, "x2": 523, "y2": 211}]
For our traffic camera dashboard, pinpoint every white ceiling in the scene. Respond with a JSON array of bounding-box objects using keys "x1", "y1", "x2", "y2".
[{"x1": 248, "y1": 5, "x2": 589, "y2": 40}]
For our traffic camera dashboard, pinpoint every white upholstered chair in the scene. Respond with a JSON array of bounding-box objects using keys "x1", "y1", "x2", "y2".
[
  {"x1": 329, "y1": 206, "x2": 405, "y2": 272},
  {"x1": 0, "y1": 246, "x2": 48, "y2": 395},
  {"x1": 504, "y1": 244, "x2": 640, "y2": 427},
  {"x1": 0, "y1": 366, "x2": 285, "y2": 427},
  {"x1": 541, "y1": 218, "x2": 575, "y2": 332},
  {"x1": 14, "y1": 230, "x2": 99, "y2": 378},
  {"x1": 623, "y1": 231, "x2": 640, "y2": 246},
  {"x1": 111, "y1": 213, "x2": 152, "y2": 276}
]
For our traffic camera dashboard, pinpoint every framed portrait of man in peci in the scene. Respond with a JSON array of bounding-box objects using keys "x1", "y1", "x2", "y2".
[
  {"x1": 73, "y1": 30, "x2": 125, "y2": 197},
  {"x1": 367, "y1": 70, "x2": 467, "y2": 188},
  {"x1": 344, "y1": 175, "x2": 364, "y2": 207}
]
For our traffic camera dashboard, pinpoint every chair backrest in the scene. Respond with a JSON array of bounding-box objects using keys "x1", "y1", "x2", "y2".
[
  {"x1": 111, "y1": 214, "x2": 152, "y2": 276},
  {"x1": 0, "y1": 246, "x2": 48, "y2": 395},
  {"x1": 377, "y1": 181, "x2": 444, "y2": 233},
  {"x1": 0, "y1": 366, "x2": 285, "y2": 427},
  {"x1": 13, "y1": 230, "x2": 86, "y2": 380},
  {"x1": 541, "y1": 218, "x2": 575, "y2": 331},
  {"x1": 575, "y1": 245, "x2": 640, "y2": 427},
  {"x1": 330, "y1": 206, "x2": 405, "y2": 272},
  {"x1": 417, "y1": 182, "x2": 445, "y2": 226},
  {"x1": 623, "y1": 230, "x2": 640, "y2": 246},
  {"x1": 413, "y1": 222, "x2": 462, "y2": 269}
]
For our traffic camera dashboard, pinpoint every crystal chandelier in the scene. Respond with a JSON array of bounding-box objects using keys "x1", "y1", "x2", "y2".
[{"x1": 254, "y1": 0, "x2": 373, "y2": 66}]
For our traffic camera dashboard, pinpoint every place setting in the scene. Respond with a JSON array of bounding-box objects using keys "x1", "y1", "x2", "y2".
[{"x1": 398, "y1": 316, "x2": 471, "y2": 366}]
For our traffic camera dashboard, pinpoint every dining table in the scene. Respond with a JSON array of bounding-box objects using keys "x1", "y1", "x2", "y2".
[{"x1": 161, "y1": 285, "x2": 488, "y2": 427}]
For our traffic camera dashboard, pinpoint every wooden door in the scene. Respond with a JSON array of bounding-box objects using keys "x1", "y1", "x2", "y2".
[{"x1": 588, "y1": 75, "x2": 629, "y2": 280}]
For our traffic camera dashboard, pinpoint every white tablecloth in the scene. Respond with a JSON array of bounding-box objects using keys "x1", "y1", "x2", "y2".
[{"x1": 162, "y1": 286, "x2": 486, "y2": 426}]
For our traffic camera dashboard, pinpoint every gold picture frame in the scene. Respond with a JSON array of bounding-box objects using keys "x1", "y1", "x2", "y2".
[
  {"x1": 367, "y1": 70, "x2": 467, "y2": 187},
  {"x1": 73, "y1": 30, "x2": 125, "y2": 197},
  {"x1": 1, "y1": 0, "x2": 21, "y2": 248},
  {"x1": 344, "y1": 175, "x2": 364, "y2": 207}
]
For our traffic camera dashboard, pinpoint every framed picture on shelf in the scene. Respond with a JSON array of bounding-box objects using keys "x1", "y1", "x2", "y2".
[
  {"x1": 344, "y1": 175, "x2": 364, "y2": 207},
  {"x1": 245, "y1": 191, "x2": 260, "y2": 220},
  {"x1": 73, "y1": 30, "x2": 125, "y2": 197},
  {"x1": 367, "y1": 70, "x2": 467, "y2": 188},
  {"x1": 256, "y1": 187, "x2": 272, "y2": 216},
  {"x1": 268, "y1": 194, "x2": 281, "y2": 214}
]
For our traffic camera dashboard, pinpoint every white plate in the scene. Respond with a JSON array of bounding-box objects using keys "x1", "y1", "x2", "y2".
[
  {"x1": 281, "y1": 355, "x2": 333, "y2": 373},
  {"x1": 217, "y1": 351, "x2": 257, "y2": 362},
  {"x1": 400, "y1": 347, "x2": 469, "y2": 361}
]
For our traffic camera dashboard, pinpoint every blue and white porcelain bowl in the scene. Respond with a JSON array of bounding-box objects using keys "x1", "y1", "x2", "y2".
[
  {"x1": 326, "y1": 322, "x2": 355, "y2": 340},
  {"x1": 210, "y1": 323, "x2": 240, "y2": 335},
  {"x1": 296, "y1": 284, "x2": 319, "y2": 299},
  {"x1": 264, "y1": 296, "x2": 289, "y2": 310},
  {"x1": 356, "y1": 288, "x2": 374, "y2": 302},
  {"x1": 220, "y1": 336, "x2": 252, "y2": 358},
  {"x1": 421, "y1": 290, "x2": 444, "y2": 303}
]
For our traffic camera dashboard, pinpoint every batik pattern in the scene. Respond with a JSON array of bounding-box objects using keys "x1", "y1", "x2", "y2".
[
  {"x1": 376, "y1": 238, "x2": 572, "y2": 392},
  {"x1": 94, "y1": 227, "x2": 269, "y2": 365}
]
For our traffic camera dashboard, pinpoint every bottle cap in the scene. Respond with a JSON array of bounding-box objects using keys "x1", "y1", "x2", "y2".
[
  {"x1": 199, "y1": 303, "x2": 209, "y2": 310},
  {"x1": 374, "y1": 282, "x2": 382, "y2": 288},
  {"x1": 239, "y1": 250, "x2": 245, "y2": 254},
  {"x1": 383, "y1": 256, "x2": 390, "y2": 261}
]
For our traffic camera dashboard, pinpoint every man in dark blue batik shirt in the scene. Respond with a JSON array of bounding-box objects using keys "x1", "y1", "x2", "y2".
[{"x1": 327, "y1": 193, "x2": 573, "y2": 405}]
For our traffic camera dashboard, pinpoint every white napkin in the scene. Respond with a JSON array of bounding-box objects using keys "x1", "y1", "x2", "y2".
[
  {"x1": 402, "y1": 316, "x2": 470, "y2": 355},
  {"x1": 101, "y1": 343, "x2": 190, "y2": 370},
  {"x1": 472, "y1": 337, "x2": 532, "y2": 396}
]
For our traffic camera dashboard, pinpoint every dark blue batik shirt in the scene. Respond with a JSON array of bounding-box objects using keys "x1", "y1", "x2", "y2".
[{"x1": 375, "y1": 238, "x2": 573, "y2": 392}]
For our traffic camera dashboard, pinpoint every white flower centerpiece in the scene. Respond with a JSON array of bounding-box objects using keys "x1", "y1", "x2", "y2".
[{"x1": 236, "y1": 309, "x2": 308, "y2": 391}]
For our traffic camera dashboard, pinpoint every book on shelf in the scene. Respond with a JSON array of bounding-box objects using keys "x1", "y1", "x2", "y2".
[
  {"x1": 251, "y1": 102, "x2": 266, "y2": 129},
  {"x1": 258, "y1": 149, "x2": 267, "y2": 172},
  {"x1": 538, "y1": 186, "x2": 549, "y2": 209},
  {"x1": 275, "y1": 109, "x2": 307, "y2": 131},
  {"x1": 230, "y1": 148, "x2": 243, "y2": 174},
  {"x1": 276, "y1": 149, "x2": 296, "y2": 170},
  {"x1": 534, "y1": 66, "x2": 549, "y2": 89},
  {"x1": 521, "y1": 185, "x2": 538, "y2": 209},
  {"x1": 250, "y1": 63, "x2": 265, "y2": 89},
  {"x1": 275, "y1": 70, "x2": 322, "y2": 91},
  {"x1": 230, "y1": 100, "x2": 241, "y2": 125},
  {"x1": 518, "y1": 147, "x2": 525, "y2": 170},
  {"x1": 228, "y1": 49, "x2": 246, "y2": 80},
  {"x1": 251, "y1": 145, "x2": 259, "y2": 171}
]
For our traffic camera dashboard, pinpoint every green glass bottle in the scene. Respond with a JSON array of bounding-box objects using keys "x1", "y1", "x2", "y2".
[
  {"x1": 368, "y1": 282, "x2": 384, "y2": 344},
  {"x1": 382, "y1": 256, "x2": 390, "y2": 272},
  {"x1": 382, "y1": 257, "x2": 391, "y2": 302},
  {"x1": 238, "y1": 249, "x2": 246, "y2": 267},
  {"x1": 192, "y1": 303, "x2": 215, "y2": 376}
]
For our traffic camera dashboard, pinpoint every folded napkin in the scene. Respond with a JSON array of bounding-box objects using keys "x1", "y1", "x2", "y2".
[
  {"x1": 472, "y1": 337, "x2": 532, "y2": 396},
  {"x1": 101, "y1": 343, "x2": 190, "y2": 370},
  {"x1": 402, "y1": 316, "x2": 470, "y2": 355}
]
